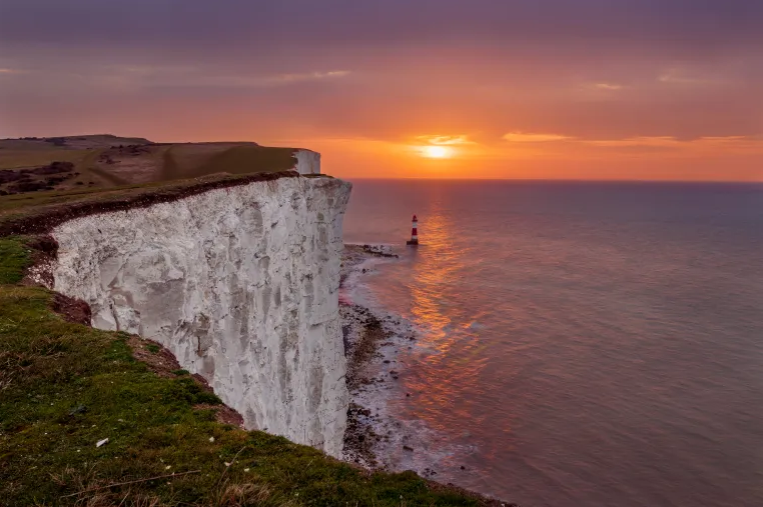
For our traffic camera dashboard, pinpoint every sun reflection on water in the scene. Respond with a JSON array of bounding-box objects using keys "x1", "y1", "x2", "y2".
[{"x1": 401, "y1": 209, "x2": 498, "y2": 437}]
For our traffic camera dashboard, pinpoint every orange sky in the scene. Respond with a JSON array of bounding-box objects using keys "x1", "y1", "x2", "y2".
[
  {"x1": 264, "y1": 134, "x2": 763, "y2": 182},
  {"x1": 1, "y1": 0, "x2": 762, "y2": 181}
]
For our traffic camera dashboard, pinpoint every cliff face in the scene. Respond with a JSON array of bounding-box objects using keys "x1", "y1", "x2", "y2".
[
  {"x1": 48, "y1": 176, "x2": 351, "y2": 457},
  {"x1": 293, "y1": 149, "x2": 321, "y2": 175}
]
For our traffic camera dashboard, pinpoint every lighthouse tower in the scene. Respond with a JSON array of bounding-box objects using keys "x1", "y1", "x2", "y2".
[{"x1": 406, "y1": 214, "x2": 419, "y2": 246}]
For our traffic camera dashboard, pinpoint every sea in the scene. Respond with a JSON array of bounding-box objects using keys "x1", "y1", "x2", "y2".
[{"x1": 341, "y1": 179, "x2": 763, "y2": 507}]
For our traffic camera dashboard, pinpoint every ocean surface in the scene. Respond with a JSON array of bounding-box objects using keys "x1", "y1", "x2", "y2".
[{"x1": 341, "y1": 179, "x2": 763, "y2": 507}]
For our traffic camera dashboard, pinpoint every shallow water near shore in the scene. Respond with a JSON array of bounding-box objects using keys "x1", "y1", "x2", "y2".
[{"x1": 342, "y1": 179, "x2": 763, "y2": 507}]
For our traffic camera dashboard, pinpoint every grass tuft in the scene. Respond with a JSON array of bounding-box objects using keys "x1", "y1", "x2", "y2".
[{"x1": 0, "y1": 237, "x2": 31, "y2": 284}]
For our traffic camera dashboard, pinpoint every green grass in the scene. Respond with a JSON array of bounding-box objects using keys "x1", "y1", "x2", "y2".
[
  {"x1": 191, "y1": 146, "x2": 296, "y2": 179},
  {"x1": 0, "y1": 237, "x2": 30, "y2": 284},
  {"x1": 0, "y1": 236, "x2": 487, "y2": 506},
  {"x1": 0, "y1": 149, "x2": 92, "y2": 170}
]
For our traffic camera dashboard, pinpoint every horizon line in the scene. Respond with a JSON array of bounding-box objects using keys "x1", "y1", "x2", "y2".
[{"x1": 340, "y1": 177, "x2": 763, "y2": 185}]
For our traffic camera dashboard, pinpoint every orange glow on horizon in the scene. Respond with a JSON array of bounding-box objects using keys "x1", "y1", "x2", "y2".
[
  {"x1": 260, "y1": 133, "x2": 762, "y2": 182},
  {"x1": 421, "y1": 145, "x2": 453, "y2": 159},
  {"x1": 149, "y1": 127, "x2": 763, "y2": 182}
]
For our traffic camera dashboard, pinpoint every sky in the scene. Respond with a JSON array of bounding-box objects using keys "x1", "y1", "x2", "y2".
[{"x1": 1, "y1": 0, "x2": 762, "y2": 181}]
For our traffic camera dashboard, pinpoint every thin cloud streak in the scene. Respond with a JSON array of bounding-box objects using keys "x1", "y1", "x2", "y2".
[
  {"x1": 500, "y1": 134, "x2": 763, "y2": 149},
  {"x1": 503, "y1": 133, "x2": 574, "y2": 143},
  {"x1": 416, "y1": 135, "x2": 476, "y2": 145},
  {"x1": 592, "y1": 83, "x2": 623, "y2": 90}
]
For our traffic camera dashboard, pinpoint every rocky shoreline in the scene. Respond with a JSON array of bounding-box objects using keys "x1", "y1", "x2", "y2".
[
  {"x1": 340, "y1": 244, "x2": 400, "y2": 468},
  {"x1": 339, "y1": 244, "x2": 425, "y2": 469}
]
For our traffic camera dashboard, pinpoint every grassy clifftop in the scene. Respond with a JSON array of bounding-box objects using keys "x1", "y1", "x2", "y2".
[{"x1": 0, "y1": 135, "x2": 296, "y2": 195}]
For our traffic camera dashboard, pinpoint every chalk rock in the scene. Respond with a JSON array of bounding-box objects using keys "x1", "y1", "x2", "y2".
[{"x1": 51, "y1": 176, "x2": 351, "y2": 457}]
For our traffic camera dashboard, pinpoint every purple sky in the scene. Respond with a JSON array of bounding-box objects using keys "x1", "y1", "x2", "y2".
[{"x1": 1, "y1": 0, "x2": 762, "y2": 179}]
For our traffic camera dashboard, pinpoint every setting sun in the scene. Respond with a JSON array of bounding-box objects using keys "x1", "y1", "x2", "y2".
[{"x1": 422, "y1": 146, "x2": 452, "y2": 159}]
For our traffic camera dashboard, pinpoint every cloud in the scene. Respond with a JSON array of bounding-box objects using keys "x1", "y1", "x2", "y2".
[
  {"x1": 657, "y1": 69, "x2": 727, "y2": 87},
  {"x1": 4, "y1": 64, "x2": 352, "y2": 91},
  {"x1": 274, "y1": 70, "x2": 351, "y2": 83},
  {"x1": 574, "y1": 136, "x2": 763, "y2": 156},
  {"x1": 592, "y1": 83, "x2": 623, "y2": 90},
  {"x1": 416, "y1": 135, "x2": 475, "y2": 145},
  {"x1": 0, "y1": 68, "x2": 24, "y2": 74},
  {"x1": 586, "y1": 136, "x2": 681, "y2": 147},
  {"x1": 192, "y1": 69, "x2": 352, "y2": 88},
  {"x1": 697, "y1": 136, "x2": 754, "y2": 143},
  {"x1": 502, "y1": 132, "x2": 574, "y2": 143},
  {"x1": 117, "y1": 67, "x2": 352, "y2": 88},
  {"x1": 193, "y1": 69, "x2": 353, "y2": 89},
  {"x1": 585, "y1": 136, "x2": 763, "y2": 147},
  {"x1": 500, "y1": 134, "x2": 763, "y2": 151}
]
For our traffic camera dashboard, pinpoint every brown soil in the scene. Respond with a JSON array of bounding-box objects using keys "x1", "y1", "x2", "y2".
[
  {"x1": 51, "y1": 293, "x2": 91, "y2": 326},
  {"x1": 21, "y1": 235, "x2": 58, "y2": 287},
  {"x1": 127, "y1": 335, "x2": 184, "y2": 379},
  {"x1": 126, "y1": 335, "x2": 245, "y2": 428},
  {"x1": 193, "y1": 403, "x2": 245, "y2": 427}
]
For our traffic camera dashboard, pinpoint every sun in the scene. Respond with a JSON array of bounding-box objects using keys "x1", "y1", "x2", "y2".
[{"x1": 421, "y1": 145, "x2": 452, "y2": 159}]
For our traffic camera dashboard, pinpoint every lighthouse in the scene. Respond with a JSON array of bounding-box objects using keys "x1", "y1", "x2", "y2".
[{"x1": 406, "y1": 214, "x2": 419, "y2": 246}]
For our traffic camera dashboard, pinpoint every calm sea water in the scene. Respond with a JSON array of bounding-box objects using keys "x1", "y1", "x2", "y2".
[{"x1": 342, "y1": 180, "x2": 763, "y2": 507}]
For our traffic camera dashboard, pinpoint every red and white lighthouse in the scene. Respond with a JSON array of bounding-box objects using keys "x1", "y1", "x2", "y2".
[{"x1": 406, "y1": 214, "x2": 419, "y2": 245}]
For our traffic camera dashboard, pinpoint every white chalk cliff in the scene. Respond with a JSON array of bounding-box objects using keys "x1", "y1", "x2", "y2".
[
  {"x1": 293, "y1": 149, "x2": 321, "y2": 175},
  {"x1": 49, "y1": 175, "x2": 351, "y2": 457}
]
